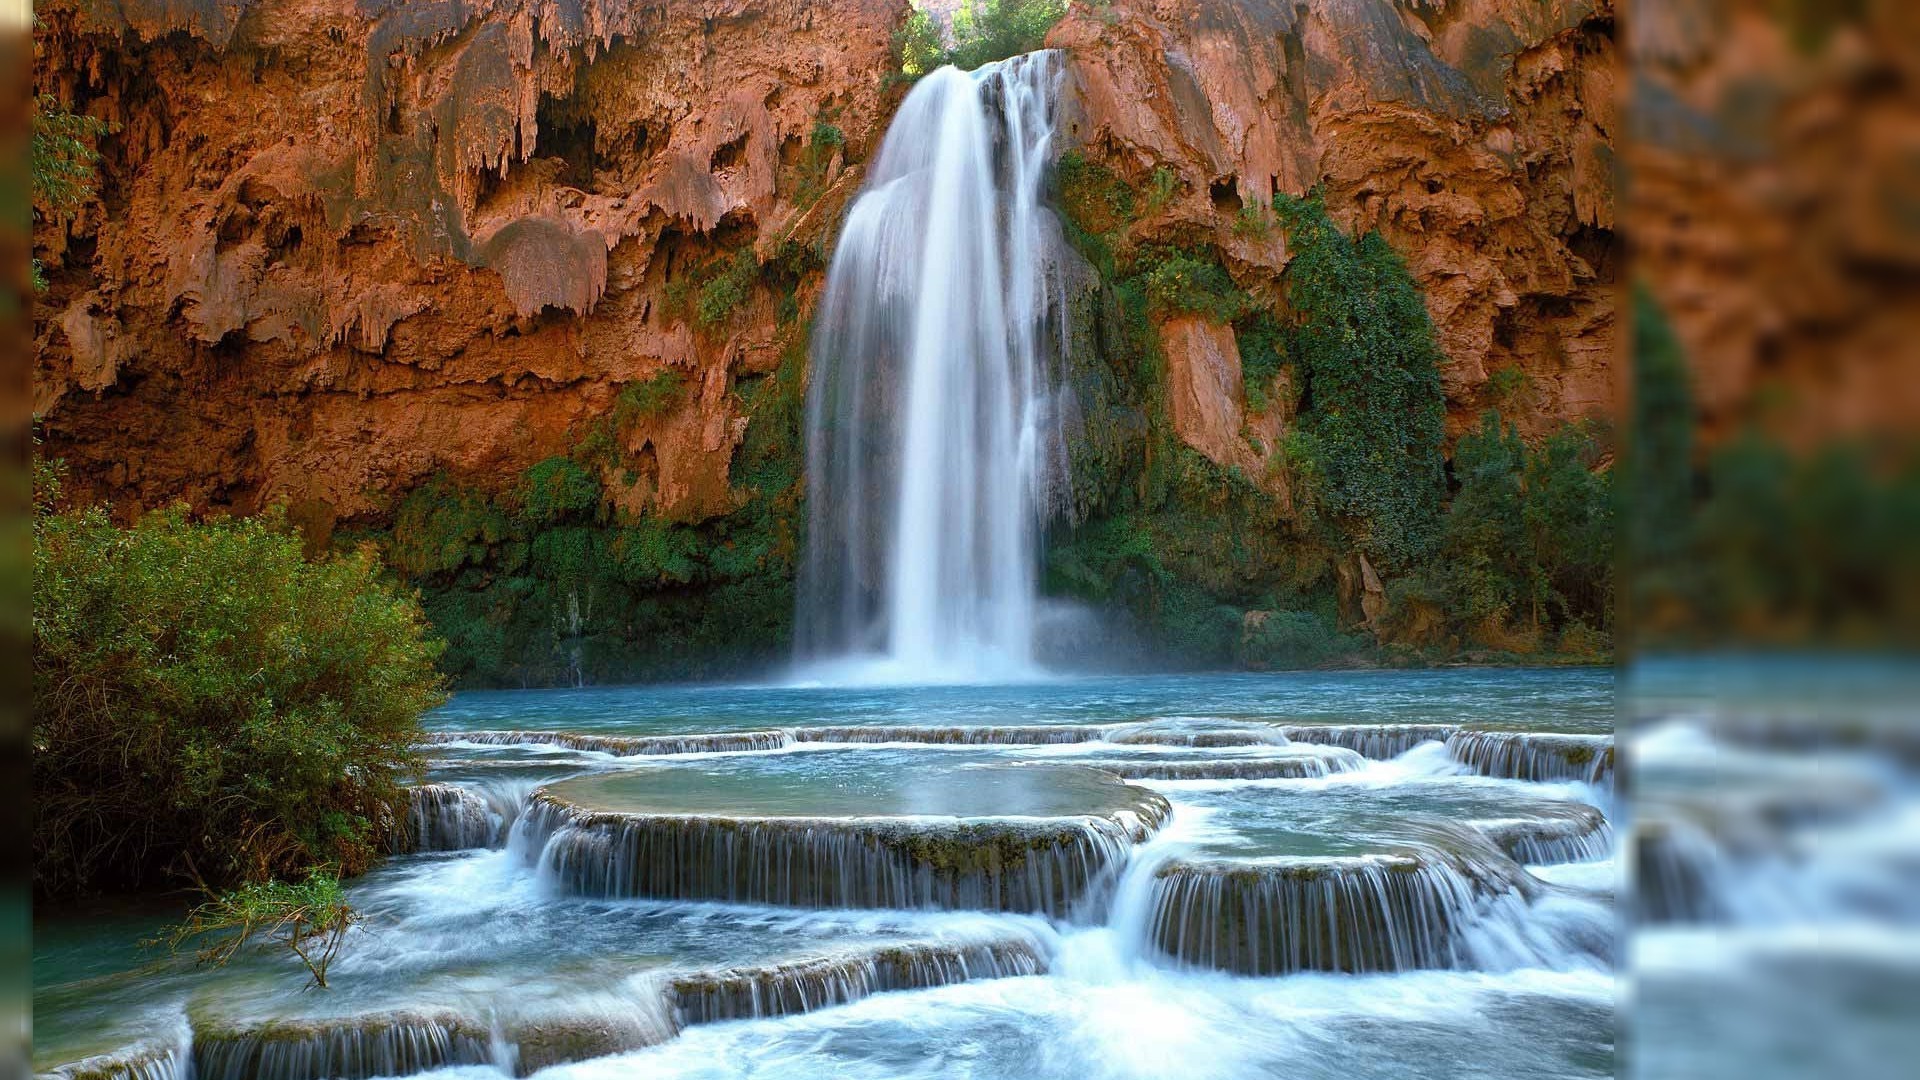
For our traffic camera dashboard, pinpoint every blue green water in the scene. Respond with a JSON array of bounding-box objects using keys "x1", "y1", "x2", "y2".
[{"x1": 429, "y1": 668, "x2": 1614, "y2": 737}]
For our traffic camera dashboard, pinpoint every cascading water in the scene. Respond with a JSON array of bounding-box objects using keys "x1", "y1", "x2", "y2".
[
  {"x1": 797, "y1": 52, "x2": 1068, "y2": 683},
  {"x1": 38, "y1": 671, "x2": 1626, "y2": 1080}
]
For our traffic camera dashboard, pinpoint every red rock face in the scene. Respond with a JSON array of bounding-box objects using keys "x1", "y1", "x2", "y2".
[
  {"x1": 33, "y1": 0, "x2": 906, "y2": 528},
  {"x1": 1628, "y1": 0, "x2": 1920, "y2": 449},
  {"x1": 34, "y1": 0, "x2": 1616, "y2": 533},
  {"x1": 1051, "y1": 0, "x2": 1617, "y2": 453}
]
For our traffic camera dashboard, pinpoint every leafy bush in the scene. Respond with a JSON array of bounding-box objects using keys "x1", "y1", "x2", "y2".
[
  {"x1": 33, "y1": 490, "x2": 446, "y2": 897},
  {"x1": 379, "y1": 323, "x2": 814, "y2": 687},
  {"x1": 1137, "y1": 248, "x2": 1252, "y2": 322},
  {"x1": 1426, "y1": 411, "x2": 1613, "y2": 642},
  {"x1": 160, "y1": 871, "x2": 361, "y2": 989},
  {"x1": 1238, "y1": 609, "x2": 1360, "y2": 670},
  {"x1": 897, "y1": 1, "x2": 1067, "y2": 77},
  {"x1": 1274, "y1": 190, "x2": 1447, "y2": 570},
  {"x1": 893, "y1": 7, "x2": 948, "y2": 78},
  {"x1": 790, "y1": 120, "x2": 846, "y2": 208},
  {"x1": 697, "y1": 249, "x2": 760, "y2": 328},
  {"x1": 1235, "y1": 311, "x2": 1288, "y2": 413},
  {"x1": 521, "y1": 456, "x2": 602, "y2": 524},
  {"x1": 31, "y1": 92, "x2": 111, "y2": 290}
]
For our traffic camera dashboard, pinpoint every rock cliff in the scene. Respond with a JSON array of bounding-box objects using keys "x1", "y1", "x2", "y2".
[
  {"x1": 32, "y1": 0, "x2": 1618, "y2": 678},
  {"x1": 1050, "y1": 0, "x2": 1615, "y2": 472},
  {"x1": 35, "y1": 0, "x2": 906, "y2": 531}
]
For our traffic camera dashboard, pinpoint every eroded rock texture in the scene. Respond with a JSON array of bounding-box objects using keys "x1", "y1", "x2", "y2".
[
  {"x1": 1628, "y1": 0, "x2": 1920, "y2": 447},
  {"x1": 1051, "y1": 0, "x2": 1617, "y2": 465},
  {"x1": 34, "y1": 0, "x2": 906, "y2": 529},
  {"x1": 35, "y1": 0, "x2": 1616, "y2": 530}
]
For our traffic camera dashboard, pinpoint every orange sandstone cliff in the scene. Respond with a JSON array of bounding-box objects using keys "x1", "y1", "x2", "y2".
[
  {"x1": 1049, "y1": 0, "x2": 1616, "y2": 479},
  {"x1": 34, "y1": 0, "x2": 908, "y2": 532},
  {"x1": 34, "y1": 0, "x2": 1615, "y2": 528}
]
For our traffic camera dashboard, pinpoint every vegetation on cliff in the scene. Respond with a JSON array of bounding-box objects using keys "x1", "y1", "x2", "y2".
[
  {"x1": 370, "y1": 316, "x2": 810, "y2": 686},
  {"x1": 30, "y1": 91, "x2": 109, "y2": 291},
  {"x1": 1626, "y1": 290, "x2": 1920, "y2": 648},
  {"x1": 895, "y1": 0, "x2": 1067, "y2": 77},
  {"x1": 32, "y1": 462, "x2": 447, "y2": 897},
  {"x1": 1047, "y1": 162, "x2": 1613, "y2": 667}
]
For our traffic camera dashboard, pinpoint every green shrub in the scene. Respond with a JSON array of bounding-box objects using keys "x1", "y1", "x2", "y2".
[
  {"x1": 521, "y1": 456, "x2": 602, "y2": 524},
  {"x1": 1137, "y1": 248, "x2": 1252, "y2": 322},
  {"x1": 31, "y1": 93, "x2": 111, "y2": 291},
  {"x1": 1274, "y1": 190, "x2": 1447, "y2": 569},
  {"x1": 1144, "y1": 166, "x2": 1178, "y2": 215},
  {"x1": 892, "y1": 7, "x2": 948, "y2": 78},
  {"x1": 791, "y1": 120, "x2": 846, "y2": 209},
  {"x1": 388, "y1": 476, "x2": 513, "y2": 577},
  {"x1": 1238, "y1": 609, "x2": 1359, "y2": 670},
  {"x1": 33, "y1": 495, "x2": 446, "y2": 897},
  {"x1": 616, "y1": 371, "x2": 686, "y2": 423},
  {"x1": 160, "y1": 870, "x2": 360, "y2": 989},
  {"x1": 1235, "y1": 310, "x2": 1288, "y2": 413},
  {"x1": 1232, "y1": 203, "x2": 1274, "y2": 238},
  {"x1": 1426, "y1": 410, "x2": 1613, "y2": 641},
  {"x1": 697, "y1": 249, "x2": 760, "y2": 328},
  {"x1": 897, "y1": 1, "x2": 1067, "y2": 77}
]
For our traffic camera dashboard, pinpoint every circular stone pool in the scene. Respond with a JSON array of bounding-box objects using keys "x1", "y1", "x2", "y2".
[
  {"x1": 523, "y1": 755, "x2": 1170, "y2": 915},
  {"x1": 541, "y1": 755, "x2": 1162, "y2": 822}
]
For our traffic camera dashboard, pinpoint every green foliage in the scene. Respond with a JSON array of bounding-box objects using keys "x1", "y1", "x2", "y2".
[
  {"x1": 521, "y1": 456, "x2": 603, "y2": 524},
  {"x1": 1486, "y1": 364, "x2": 1530, "y2": 405},
  {"x1": 616, "y1": 370, "x2": 686, "y2": 423},
  {"x1": 1273, "y1": 190, "x2": 1447, "y2": 570},
  {"x1": 387, "y1": 476, "x2": 515, "y2": 577},
  {"x1": 1137, "y1": 248, "x2": 1252, "y2": 322},
  {"x1": 697, "y1": 249, "x2": 760, "y2": 329},
  {"x1": 1421, "y1": 411, "x2": 1613, "y2": 643},
  {"x1": 33, "y1": 487, "x2": 446, "y2": 897},
  {"x1": 1624, "y1": 283, "x2": 1698, "y2": 630},
  {"x1": 160, "y1": 871, "x2": 360, "y2": 990},
  {"x1": 31, "y1": 93, "x2": 112, "y2": 290},
  {"x1": 1238, "y1": 609, "x2": 1362, "y2": 670},
  {"x1": 1235, "y1": 311, "x2": 1288, "y2": 413},
  {"x1": 1144, "y1": 166, "x2": 1178, "y2": 215},
  {"x1": 378, "y1": 321, "x2": 814, "y2": 686},
  {"x1": 893, "y1": 7, "x2": 948, "y2": 78},
  {"x1": 1231, "y1": 203, "x2": 1274, "y2": 238},
  {"x1": 949, "y1": 0, "x2": 1068, "y2": 70},
  {"x1": 896, "y1": 1, "x2": 1067, "y2": 77},
  {"x1": 790, "y1": 120, "x2": 847, "y2": 209}
]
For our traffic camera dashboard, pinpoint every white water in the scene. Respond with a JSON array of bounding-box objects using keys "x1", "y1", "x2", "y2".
[{"x1": 796, "y1": 53, "x2": 1068, "y2": 684}]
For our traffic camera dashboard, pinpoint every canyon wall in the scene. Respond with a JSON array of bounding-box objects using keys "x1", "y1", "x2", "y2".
[
  {"x1": 1050, "y1": 0, "x2": 1615, "y2": 476},
  {"x1": 32, "y1": 0, "x2": 1619, "y2": 679},
  {"x1": 34, "y1": 0, "x2": 907, "y2": 530}
]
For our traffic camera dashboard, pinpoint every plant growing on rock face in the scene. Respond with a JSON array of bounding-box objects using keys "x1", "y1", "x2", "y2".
[
  {"x1": 30, "y1": 92, "x2": 112, "y2": 290},
  {"x1": 891, "y1": 0, "x2": 1069, "y2": 78},
  {"x1": 159, "y1": 871, "x2": 361, "y2": 990},
  {"x1": 1273, "y1": 190, "x2": 1447, "y2": 571}
]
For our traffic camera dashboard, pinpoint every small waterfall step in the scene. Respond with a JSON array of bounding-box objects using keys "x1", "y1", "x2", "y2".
[
  {"x1": 1078, "y1": 746, "x2": 1367, "y2": 781},
  {"x1": 40, "y1": 932, "x2": 1054, "y2": 1080},
  {"x1": 1147, "y1": 852, "x2": 1510, "y2": 975},
  {"x1": 1445, "y1": 730, "x2": 1616, "y2": 785},
  {"x1": 190, "y1": 1011, "x2": 492, "y2": 1080},
  {"x1": 386, "y1": 783, "x2": 513, "y2": 854},
  {"x1": 522, "y1": 762, "x2": 1169, "y2": 914},
  {"x1": 669, "y1": 936, "x2": 1049, "y2": 1024},
  {"x1": 1473, "y1": 804, "x2": 1615, "y2": 865}
]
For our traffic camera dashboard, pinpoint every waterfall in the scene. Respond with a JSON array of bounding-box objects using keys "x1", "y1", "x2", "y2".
[{"x1": 797, "y1": 52, "x2": 1068, "y2": 683}]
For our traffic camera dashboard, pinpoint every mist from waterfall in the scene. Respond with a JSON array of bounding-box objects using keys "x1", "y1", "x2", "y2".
[{"x1": 796, "y1": 52, "x2": 1068, "y2": 685}]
